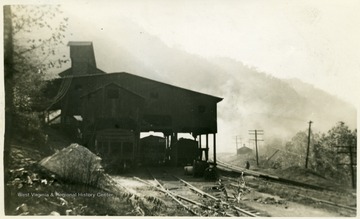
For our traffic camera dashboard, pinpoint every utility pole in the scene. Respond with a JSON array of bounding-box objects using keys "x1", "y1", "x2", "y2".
[
  {"x1": 348, "y1": 143, "x2": 355, "y2": 189},
  {"x1": 305, "y1": 121, "x2": 312, "y2": 169},
  {"x1": 249, "y1": 130, "x2": 264, "y2": 166},
  {"x1": 336, "y1": 143, "x2": 357, "y2": 189}
]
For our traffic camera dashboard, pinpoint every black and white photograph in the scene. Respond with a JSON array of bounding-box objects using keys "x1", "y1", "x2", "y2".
[{"x1": 2, "y1": 0, "x2": 358, "y2": 216}]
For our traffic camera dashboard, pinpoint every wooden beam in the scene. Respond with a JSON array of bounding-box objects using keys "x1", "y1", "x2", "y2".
[
  {"x1": 213, "y1": 133, "x2": 217, "y2": 165},
  {"x1": 206, "y1": 134, "x2": 209, "y2": 161},
  {"x1": 199, "y1": 134, "x2": 202, "y2": 149},
  {"x1": 266, "y1": 149, "x2": 279, "y2": 162}
]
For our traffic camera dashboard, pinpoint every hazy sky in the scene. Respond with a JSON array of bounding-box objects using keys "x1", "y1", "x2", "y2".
[
  {"x1": 56, "y1": 0, "x2": 360, "y2": 106},
  {"x1": 2, "y1": 0, "x2": 359, "y2": 153}
]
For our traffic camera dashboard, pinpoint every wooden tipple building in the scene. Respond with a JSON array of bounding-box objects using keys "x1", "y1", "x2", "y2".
[{"x1": 47, "y1": 41, "x2": 222, "y2": 168}]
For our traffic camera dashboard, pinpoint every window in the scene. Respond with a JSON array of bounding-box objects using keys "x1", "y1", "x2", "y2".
[{"x1": 107, "y1": 89, "x2": 119, "y2": 99}]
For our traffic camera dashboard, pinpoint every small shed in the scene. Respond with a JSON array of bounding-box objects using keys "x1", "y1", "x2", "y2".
[{"x1": 237, "y1": 146, "x2": 253, "y2": 155}]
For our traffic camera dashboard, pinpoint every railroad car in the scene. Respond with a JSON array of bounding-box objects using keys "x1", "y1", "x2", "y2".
[
  {"x1": 140, "y1": 135, "x2": 167, "y2": 165},
  {"x1": 170, "y1": 138, "x2": 198, "y2": 166}
]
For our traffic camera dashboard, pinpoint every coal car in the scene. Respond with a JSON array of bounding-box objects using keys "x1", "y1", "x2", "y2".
[
  {"x1": 140, "y1": 135, "x2": 167, "y2": 165},
  {"x1": 170, "y1": 138, "x2": 198, "y2": 166}
]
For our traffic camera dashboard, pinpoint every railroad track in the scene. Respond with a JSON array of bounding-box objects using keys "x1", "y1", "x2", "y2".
[
  {"x1": 216, "y1": 159, "x2": 345, "y2": 191},
  {"x1": 216, "y1": 160, "x2": 357, "y2": 213},
  {"x1": 172, "y1": 175, "x2": 265, "y2": 217},
  {"x1": 134, "y1": 168, "x2": 268, "y2": 217},
  {"x1": 216, "y1": 159, "x2": 325, "y2": 189}
]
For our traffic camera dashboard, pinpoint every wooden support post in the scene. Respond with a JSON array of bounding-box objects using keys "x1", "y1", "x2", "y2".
[
  {"x1": 199, "y1": 135, "x2": 202, "y2": 149},
  {"x1": 206, "y1": 134, "x2": 209, "y2": 161},
  {"x1": 174, "y1": 133, "x2": 178, "y2": 142},
  {"x1": 172, "y1": 133, "x2": 178, "y2": 166},
  {"x1": 213, "y1": 133, "x2": 217, "y2": 165},
  {"x1": 166, "y1": 135, "x2": 170, "y2": 162},
  {"x1": 168, "y1": 135, "x2": 170, "y2": 148},
  {"x1": 171, "y1": 132, "x2": 178, "y2": 146},
  {"x1": 135, "y1": 131, "x2": 140, "y2": 165}
]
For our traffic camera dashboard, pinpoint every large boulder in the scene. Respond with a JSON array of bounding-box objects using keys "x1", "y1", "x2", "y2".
[
  {"x1": 39, "y1": 144, "x2": 172, "y2": 216},
  {"x1": 39, "y1": 144, "x2": 103, "y2": 186}
]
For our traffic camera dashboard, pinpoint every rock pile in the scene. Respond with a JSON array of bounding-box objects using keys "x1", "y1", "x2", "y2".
[{"x1": 7, "y1": 145, "x2": 59, "y2": 190}]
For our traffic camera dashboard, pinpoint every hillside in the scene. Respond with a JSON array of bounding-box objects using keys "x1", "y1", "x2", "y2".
[
  {"x1": 207, "y1": 57, "x2": 356, "y2": 152},
  {"x1": 58, "y1": 19, "x2": 356, "y2": 152},
  {"x1": 285, "y1": 78, "x2": 356, "y2": 129}
]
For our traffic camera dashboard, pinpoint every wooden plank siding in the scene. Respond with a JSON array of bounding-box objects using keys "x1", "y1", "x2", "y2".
[
  {"x1": 46, "y1": 42, "x2": 223, "y2": 167},
  {"x1": 56, "y1": 72, "x2": 222, "y2": 135}
]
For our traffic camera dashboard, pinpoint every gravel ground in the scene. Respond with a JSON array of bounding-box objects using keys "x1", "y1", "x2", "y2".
[{"x1": 111, "y1": 166, "x2": 353, "y2": 216}]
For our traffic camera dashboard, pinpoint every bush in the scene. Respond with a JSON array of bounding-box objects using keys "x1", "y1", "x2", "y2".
[{"x1": 12, "y1": 111, "x2": 46, "y2": 145}]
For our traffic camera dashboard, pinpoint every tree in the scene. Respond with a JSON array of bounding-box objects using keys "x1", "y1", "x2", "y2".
[
  {"x1": 283, "y1": 130, "x2": 320, "y2": 168},
  {"x1": 4, "y1": 4, "x2": 68, "y2": 214},
  {"x1": 313, "y1": 122, "x2": 357, "y2": 186},
  {"x1": 5, "y1": 5, "x2": 68, "y2": 144},
  {"x1": 11, "y1": 5, "x2": 68, "y2": 109},
  {"x1": 266, "y1": 122, "x2": 356, "y2": 187}
]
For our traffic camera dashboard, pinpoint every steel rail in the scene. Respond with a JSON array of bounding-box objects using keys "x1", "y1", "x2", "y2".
[
  {"x1": 173, "y1": 175, "x2": 258, "y2": 217},
  {"x1": 216, "y1": 159, "x2": 332, "y2": 191},
  {"x1": 143, "y1": 171, "x2": 200, "y2": 216},
  {"x1": 217, "y1": 160, "x2": 357, "y2": 212},
  {"x1": 296, "y1": 194, "x2": 356, "y2": 211},
  {"x1": 133, "y1": 177, "x2": 233, "y2": 217},
  {"x1": 144, "y1": 169, "x2": 236, "y2": 216}
]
